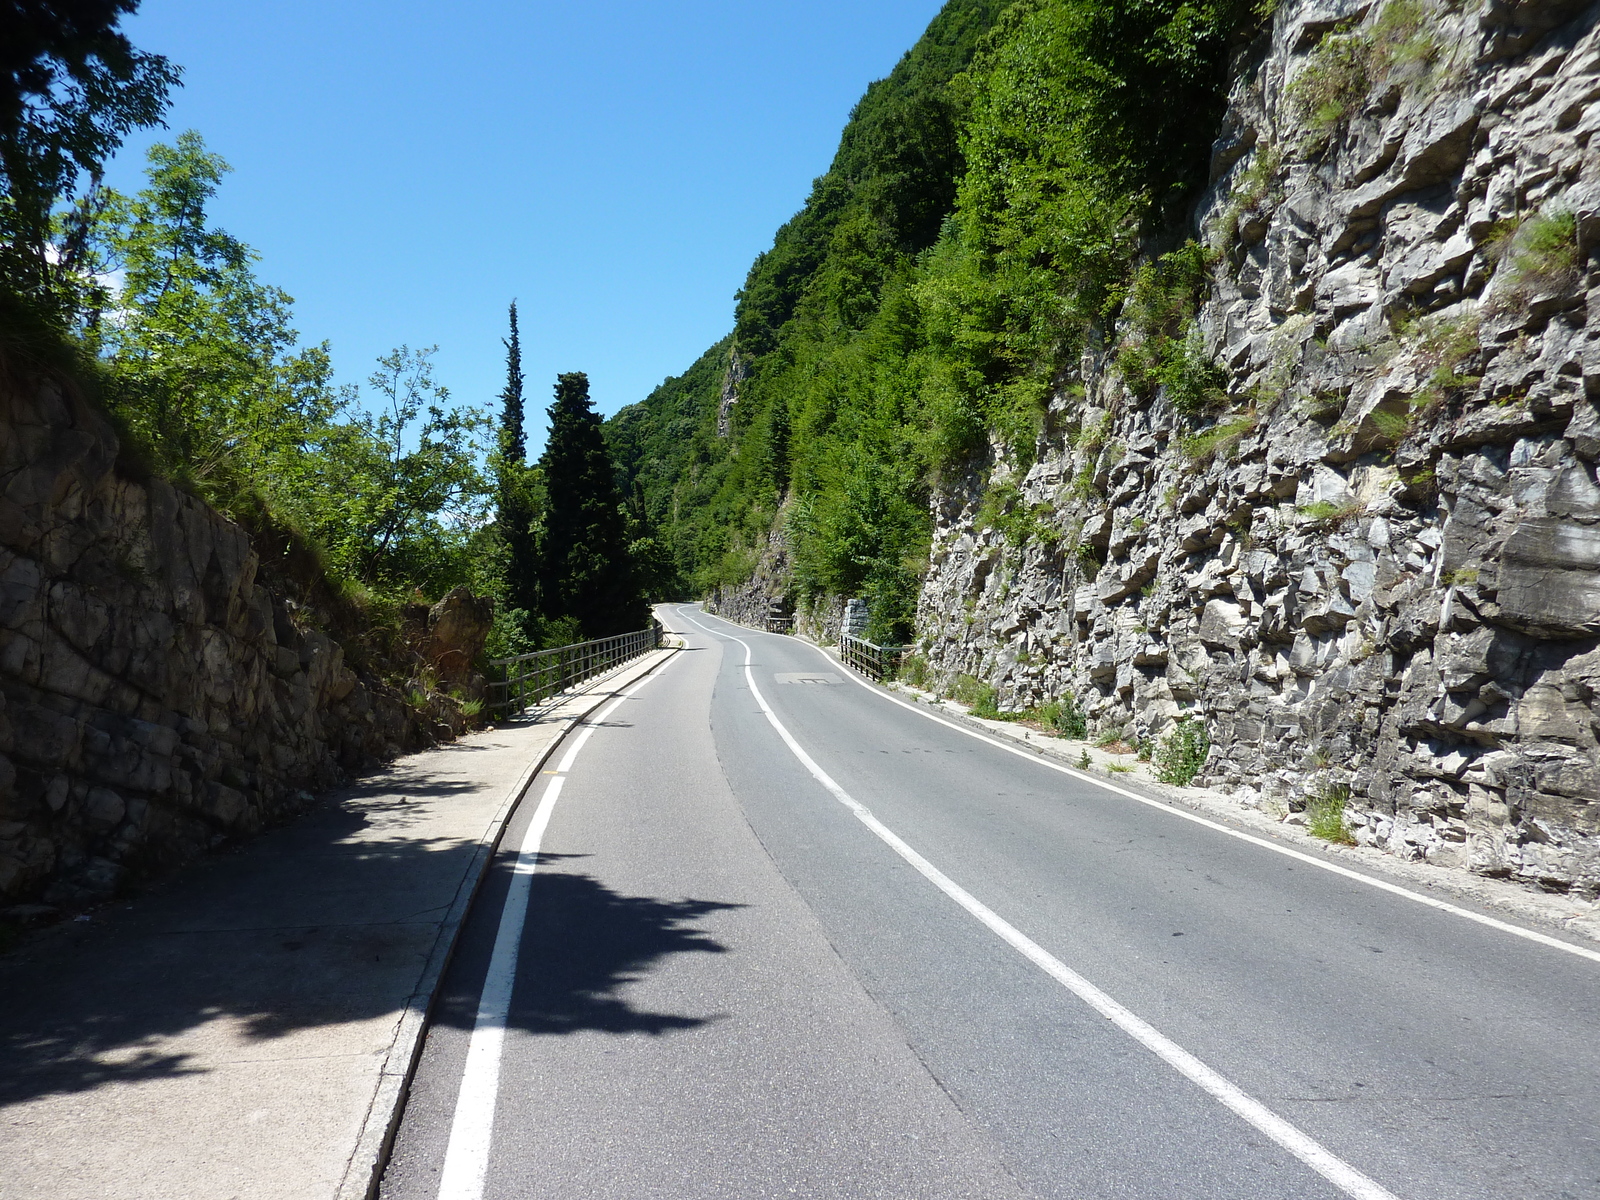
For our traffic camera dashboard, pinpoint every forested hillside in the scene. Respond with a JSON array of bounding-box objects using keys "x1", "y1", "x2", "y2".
[
  {"x1": 605, "y1": 0, "x2": 1264, "y2": 639},
  {"x1": 612, "y1": 0, "x2": 1600, "y2": 895}
]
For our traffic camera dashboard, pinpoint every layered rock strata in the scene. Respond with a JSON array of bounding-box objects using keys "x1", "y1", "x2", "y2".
[{"x1": 917, "y1": 0, "x2": 1600, "y2": 896}]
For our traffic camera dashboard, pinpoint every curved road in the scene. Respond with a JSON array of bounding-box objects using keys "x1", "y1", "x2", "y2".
[{"x1": 378, "y1": 605, "x2": 1600, "y2": 1200}]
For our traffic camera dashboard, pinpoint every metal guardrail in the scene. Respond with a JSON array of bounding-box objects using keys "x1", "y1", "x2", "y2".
[
  {"x1": 487, "y1": 623, "x2": 661, "y2": 718},
  {"x1": 839, "y1": 633, "x2": 907, "y2": 682}
]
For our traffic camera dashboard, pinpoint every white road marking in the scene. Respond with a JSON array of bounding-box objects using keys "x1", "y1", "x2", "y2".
[
  {"x1": 676, "y1": 608, "x2": 1402, "y2": 1200},
  {"x1": 678, "y1": 607, "x2": 1600, "y2": 968},
  {"x1": 435, "y1": 672, "x2": 663, "y2": 1200}
]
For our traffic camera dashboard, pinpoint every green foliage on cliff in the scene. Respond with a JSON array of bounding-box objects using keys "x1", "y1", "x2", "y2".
[{"x1": 608, "y1": 0, "x2": 1263, "y2": 641}]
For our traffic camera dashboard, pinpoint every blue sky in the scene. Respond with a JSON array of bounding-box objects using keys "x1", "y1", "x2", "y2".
[{"x1": 105, "y1": 0, "x2": 949, "y2": 452}]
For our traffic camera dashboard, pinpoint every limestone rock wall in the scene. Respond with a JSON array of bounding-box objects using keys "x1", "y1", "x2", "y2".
[
  {"x1": 917, "y1": 0, "x2": 1600, "y2": 896},
  {"x1": 0, "y1": 372, "x2": 468, "y2": 909}
]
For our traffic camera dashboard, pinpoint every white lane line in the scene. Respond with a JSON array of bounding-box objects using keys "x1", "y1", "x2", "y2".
[
  {"x1": 435, "y1": 673, "x2": 661, "y2": 1200},
  {"x1": 679, "y1": 606, "x2": 1600, "y2": 968},
  {"x1": 678, "y1": 609, "x2": 1400, "y2": 1199}
]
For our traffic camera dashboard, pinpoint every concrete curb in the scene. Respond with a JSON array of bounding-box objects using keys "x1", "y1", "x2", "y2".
[{"x1": 332, "y1": 645, "x2": 680, "y2": 1200}]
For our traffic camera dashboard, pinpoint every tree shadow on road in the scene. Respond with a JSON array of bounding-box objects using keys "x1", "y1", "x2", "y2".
[{"x1": 503, "y1": 871, "x2": 738, "y2": 1037}]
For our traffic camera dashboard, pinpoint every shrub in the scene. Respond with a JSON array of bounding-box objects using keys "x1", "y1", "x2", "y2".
[
  {"x1": 1215, "y1": 141, "x2": 1284, "y2": 251},
  {"x1": 1115, "y1": 243, "x2": 1223, "y2": 411},
  {"x1": 1154, "y1": 719, "x2": 1210, "y2": 786},
  {"x1": 1289, "y1": 30, "x2": 1372, "y2": 141},
  {"x1": 1051, "y1": 692, "x2": 1089, "y2": 739}
]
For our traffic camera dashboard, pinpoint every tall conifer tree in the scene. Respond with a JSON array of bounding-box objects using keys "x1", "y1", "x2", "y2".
[
  {"x1": 538, "y1": 371, "x2": 646, "y2": 637},
  {"x1": 495, "y1": 302, "x2": 538, "y2": 614}
]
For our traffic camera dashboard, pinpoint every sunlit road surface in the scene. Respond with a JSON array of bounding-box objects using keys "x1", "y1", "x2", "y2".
[{"x1": 379, "y1": 605, "x2": 1600, "y2": 1200}]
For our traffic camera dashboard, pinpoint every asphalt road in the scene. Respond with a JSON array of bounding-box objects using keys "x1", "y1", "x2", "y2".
[{"x1": 379, "y1": 605, "x2": 1600, "y2": 1200}]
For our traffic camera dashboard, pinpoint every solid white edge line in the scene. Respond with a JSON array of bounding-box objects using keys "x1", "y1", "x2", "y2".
[
  {"x1": 679, "y1": 606, "x2": 1600, "y2": 968},
  {"x1": 434, "y1": 674, "x2": 661, "y2": 1200},
  {"x1": 675, "y1": 608, "x2": 1399, "y2": 1200}
]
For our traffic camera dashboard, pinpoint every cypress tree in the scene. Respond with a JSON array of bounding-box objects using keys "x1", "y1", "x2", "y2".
[
  {"x1": 495, "y1": 302, "x2": 539, "y2": 615},
  {"x1": 538, "y1": 371, "x2": 647, "y2": 637}
]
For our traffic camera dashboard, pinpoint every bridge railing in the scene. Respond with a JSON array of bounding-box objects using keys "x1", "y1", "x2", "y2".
[
  {"x1": 839, "y1": 633, "x2": 907, "y2": 682},
  {"x1": 487, "y1": 624, "x2": 660, "y2": 718}
]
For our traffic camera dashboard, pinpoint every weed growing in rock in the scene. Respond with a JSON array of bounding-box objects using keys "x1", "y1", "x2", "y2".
[
  {"x1": 1290, "y1": 0, "x2": 1440, "y2": 153},
  {"x1": 1215, "y1": 142, "x2": 1284, "y2": 253},
  {"x1": 1154, "y1": 719, "x2": 1210, "y2": 786},
  {"x1": 1075, "y1": 544, "x2": 1104, "y2": 581},
  {"x1": 1303, "y1": 392, "x2": 1347, "y2": 424},
  {"x1": 1179, "y1": 412, "x2": 1258, "y2": 466},
  {"x1": 1306, "y1": 782, "x2": 1356, "y2": 843},
  {"x1": 1290, "y1": 29, "x2": 1372, "y2": 145},
  {"x1": 1076, "y1": 413, "x2": 1111, "y2": 453},
  {"x1": 898, "y1": 653, "x2": 931, "y2": 690},
  {"x1": 1410, "y1": 311, "x2": 1481, "y2": 415},
  {"x1": 950, "y1": 673, "x2": 1000, "y2": 718},
  {"x1": 1079, "y1": 748, "x2": 1092, "y2": 770},
  {"x1": 1051, "y1": 692, "x2": 1089, "y2": 739},
  {"x1": 1368, "y1": 406, "x2": 1412, "y2": 443},
  {"x1": 978, "y1": 482, "x2": 1063, "y2": 552},
  {"x1": 1297, "y1": 497, "x2": 1365, "y2": 526},
  {"x1": 1502, "y1": 210, "x2": 1581, "y2": 300}
]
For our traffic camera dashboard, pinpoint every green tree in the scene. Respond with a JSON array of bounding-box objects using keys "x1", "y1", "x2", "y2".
[
  {"x1": 494, "y1": 301, "x2": 539, "y2": 615},
  {"x1": 91, "y1": 132, "x2": 336, "y2": 488},
  {"x1": 0, "y1": 0, "x2": 179, "y2": 309},
  {"x1": 538, "y1": 372, "x2": 646, "y2": 637},
  {"x1": 310, "y1": 346, "x2": 492, "y2": 595}
]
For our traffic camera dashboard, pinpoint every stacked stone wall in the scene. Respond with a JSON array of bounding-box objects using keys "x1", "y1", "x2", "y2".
[{"x1": 0, "y1": 371, "x2": 476, "y2": 909}]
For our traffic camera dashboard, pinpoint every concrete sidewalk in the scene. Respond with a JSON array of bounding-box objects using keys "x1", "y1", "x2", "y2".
[{"x1": 0, "y1": 646, "x2": 677, "y2": 1200}]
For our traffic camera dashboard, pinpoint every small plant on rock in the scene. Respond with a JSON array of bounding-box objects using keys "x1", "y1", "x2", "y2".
[
  {"x1": 1494, "y1": 210, "x2": 1582, "y2": 305},
  {"x1": 1154, "y1": 719, "x2": 1210, "y2": 786},
  {"x1": 951, "y1": 673, "x2": 1000, "y2": 718},
  {"x1": 898, "y1": 653, "x2": 931, "y2": 690},
  {"x1": 1306, "y1": 783, "x2": 1357, "y2": 844},
  {"x1": 1180, "y1": 412, "x2": 1258, "y2": 466},
  {"x1": 1297, "y1": 497, "x2": 1365, "y2": 527},
  {"x1": 1036, "y1": 694, "x2": 1088, "y2": 739}
]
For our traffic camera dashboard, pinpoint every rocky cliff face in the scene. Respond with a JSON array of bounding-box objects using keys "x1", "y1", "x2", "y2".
[
  {"x1": 0, "y1": 370, "x2": 487, "y2": 910},
  {"x1": 917, "y1": 0, "x2": 1600, "y2": 896}
]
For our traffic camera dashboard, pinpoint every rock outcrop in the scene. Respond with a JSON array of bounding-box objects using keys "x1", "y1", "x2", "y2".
[
  {"x1": 916, "y1": 0, "x2": 1600, "y2": 896},
  {"x1": 0, "y1": 369, "x2": 486, "y2": 909}
]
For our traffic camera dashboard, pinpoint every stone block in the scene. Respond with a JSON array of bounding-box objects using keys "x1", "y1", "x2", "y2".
[
  {"x1": 1198, "y1": 600, "x2": 1249, "y2": 649},
  {"x1": 84, "y1": 786, "x2": 125, "y2": 831},
  {"x1": 1497, "y1": 517, "x2": 1600, "y2": 636}
]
